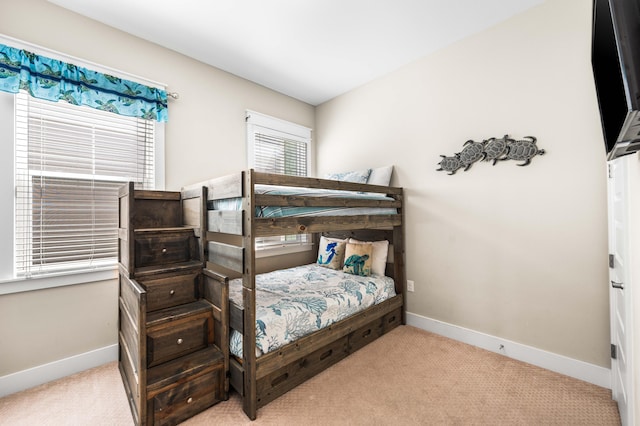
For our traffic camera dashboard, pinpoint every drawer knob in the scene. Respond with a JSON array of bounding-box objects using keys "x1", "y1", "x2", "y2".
[
  {"x1": 177, "y1": 338, "x2": 183, "y2": 345},
  {"x1": 169, "y1": 290, "x2": 175, "y2": 296},
  {"x1": 187, "y1": 397, "x2": 193, "y2": 404},
  {"x1": 161, "y1": 248, "x2": 167, "y2": 254}
]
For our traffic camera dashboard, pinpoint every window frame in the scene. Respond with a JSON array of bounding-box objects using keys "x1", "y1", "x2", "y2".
[
  {"x1": 0, "y1": 37, "x2": 165, "y2": 295},
  {"x1": 246, "y1": 110, "x2": 314, "y2": 258},
  {"x1": 14, "y1": 94, "x2": 159, "y2": 277},
  {"x1": 0, "y1": 93, "x2": 165, "y2": 295},
  {"x1": 246, "y1": 110, "x2": 313, "y2": 177}
]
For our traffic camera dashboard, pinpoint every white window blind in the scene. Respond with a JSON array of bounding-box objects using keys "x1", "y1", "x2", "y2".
[
  {"x1": 253, "y1": 132, "x2": 308, "y2": 176},
  {"x1": 15, "y1": 93, "x2": 155, "y2": 277},
  {"x1": 247, "y1": 111, "x2": 311, "y2": 177},
  {"x1": 246, "y1": 111, "x2": 312, "y2": 251}
]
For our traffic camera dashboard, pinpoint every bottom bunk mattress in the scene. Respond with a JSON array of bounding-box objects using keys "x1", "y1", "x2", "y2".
[{"x1": 229, "y1": 263, "x2": 396, "y2": 358}]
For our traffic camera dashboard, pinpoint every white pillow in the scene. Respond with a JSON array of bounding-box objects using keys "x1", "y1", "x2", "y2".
[
  {"x1": 324, "y1": 168, "x2": 371, "y2": 184},
  {"x1": 348, "y1": 238, "x2": 389, "y2": 276},
  {"x1": 367, "y1": 165, "x2": 393, "y2": 186}
]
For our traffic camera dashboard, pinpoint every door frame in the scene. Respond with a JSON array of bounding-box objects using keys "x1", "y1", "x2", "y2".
[{"x1": 607, "y1": 157, "x2": 635, "y2": 426}]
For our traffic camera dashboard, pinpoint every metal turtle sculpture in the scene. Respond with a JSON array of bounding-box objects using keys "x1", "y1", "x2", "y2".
[
  {"x1": 436, "y1": 154, "x2": 463, "y2": 175},
  {"x1": 505, "y1": 136, "x2": 545, "y2": 166},
  {"x1": 483, "y1": 135, "x2": 511, "y2": 165},
  {"x1": 459, "y1": 139, "x2": 486, "y2": 171}
]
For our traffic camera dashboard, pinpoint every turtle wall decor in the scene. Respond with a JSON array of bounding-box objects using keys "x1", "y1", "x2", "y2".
[{"x1": 436, "y1": 134, "x2": 544, "y2": 174}]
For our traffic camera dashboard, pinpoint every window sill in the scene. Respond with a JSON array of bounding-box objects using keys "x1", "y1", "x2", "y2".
[
  {"x1": 0, "y1": 267, "x2": 118, "y2": 295},
  {"x1": 256, "y1": 242, "x2": 314, "y2": 259},
  {"x1": 0, "y1": 243, "x2": 314, "y2": 295}
]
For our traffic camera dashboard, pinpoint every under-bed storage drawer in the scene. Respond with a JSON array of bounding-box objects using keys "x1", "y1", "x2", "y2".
[
  {"x1": 382, "y1": 307, "x2": 402, "y2": 333},
  {"x1": 348, "y1": 305, "x2": 402, "y2": 353},
  {"x1": 139, "y1": 271, "x2": 200, "y2": 312},
  {"x1": 134, "y1": 229, "x2": 197, "y2": 268},
  {"x1": 349, "y1": 319, "x2": 384, "y2": 353},
  {"x1": 256, "y1": 335, "x2": 349, "y2": 408},
  {"x1": 151, "y1": 368, "x2": 224, "y2": 426}
]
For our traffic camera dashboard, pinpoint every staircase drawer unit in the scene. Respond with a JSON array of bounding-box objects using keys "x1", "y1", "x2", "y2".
[{"x1": 117, "y1": 182, "x2": 227, "y2": 425}]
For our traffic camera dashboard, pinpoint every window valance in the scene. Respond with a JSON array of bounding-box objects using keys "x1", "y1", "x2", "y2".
[{"x1": 0, "y1": 43, "x2": 167, "y2": 122}]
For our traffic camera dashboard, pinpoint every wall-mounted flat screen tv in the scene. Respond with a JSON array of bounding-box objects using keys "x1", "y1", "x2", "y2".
[{"x1": 592, "y1": 0, "x2": 640, "y2": 160}]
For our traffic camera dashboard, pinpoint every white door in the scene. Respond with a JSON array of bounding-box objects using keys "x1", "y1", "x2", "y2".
[{"x1": 608, "y1": 158, "x2": 633, "y2": 426}]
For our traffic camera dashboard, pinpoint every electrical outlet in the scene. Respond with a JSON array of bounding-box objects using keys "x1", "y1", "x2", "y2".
[{"x1": 407, "y1": 280, "x2": 415, "y2": 292}]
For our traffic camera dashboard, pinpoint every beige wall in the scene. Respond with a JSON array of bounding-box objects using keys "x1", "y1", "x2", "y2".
[
  {"x1": 316, "y1": 1, "x2": 611, "y2": 367},
  {"x1": 0, "y1": 1, "x2": 315, "y2": 190},
  {"x1": 0, "y1": 0, "x2": 314, "y2": 376},
  {"x1": 0, "y1": 0, "x2": 615, "y2": 379},
  {"x1": 0, "y1": 280, "x2": 117, "y2": 374}
]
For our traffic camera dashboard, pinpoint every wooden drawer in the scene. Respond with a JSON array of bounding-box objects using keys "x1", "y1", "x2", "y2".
[
  {"x1": 147, "y1": 309, "x2": 213, "y2": 368},
  {"x1": 140, "y1": 272, "x2": 200, "y2": 312},
  {"x1": 256, "y1": 335, "x2": 349, "y2": 408},
  {"x1": 151, "y1": 368, "x2": 223, "y2": 426},
  {"x1": 131, "y1": 196, "x2": 182, "y2": 230},
  {"x1": 382, "y1": 307, "x2": 402, "y2": 333},
  {"x1": 349, "y1": 318, "x2": 383, "y2": 353},
  {"x1": 134, "y1": 229, "x2": 196, "y2": 269}
]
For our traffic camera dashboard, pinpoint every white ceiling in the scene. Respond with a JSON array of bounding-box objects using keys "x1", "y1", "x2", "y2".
[{"x1": 48, "y1": 0, "x2": 543, "y2": 105}]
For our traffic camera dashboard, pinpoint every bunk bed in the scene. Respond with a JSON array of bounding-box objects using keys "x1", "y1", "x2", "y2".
[{"x1": 194, "y1": 169, "x2": 405, "y2": 420}]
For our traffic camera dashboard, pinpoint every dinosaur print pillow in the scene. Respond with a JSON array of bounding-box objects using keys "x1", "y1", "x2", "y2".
[
  {"x1": 343, "y1": 242, "x2": 373, "y2": 276},
  {"x1": 317, "y1": 236, "x2": 346, "y2": 270}
]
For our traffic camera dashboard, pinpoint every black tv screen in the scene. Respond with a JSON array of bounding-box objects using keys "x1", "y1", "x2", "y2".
[{"x1": 592, "y1": 0, "x2": 640, "y2": 159}]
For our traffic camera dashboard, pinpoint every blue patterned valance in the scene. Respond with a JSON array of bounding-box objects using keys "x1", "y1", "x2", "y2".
[{"x1": 0, "y1": 43, "x2": 167, "y2": 122}]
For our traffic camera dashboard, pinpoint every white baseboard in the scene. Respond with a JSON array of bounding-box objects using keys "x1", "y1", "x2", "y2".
[
  {"x1": 406, "y1": 312, "x2": 611, "y2": 389},
  {"x1": 0, "y1": 317, "x2": 612, "y2": 398},
  {"x1": 0, "y1": 344, "x2": 118, "y2": 398}
]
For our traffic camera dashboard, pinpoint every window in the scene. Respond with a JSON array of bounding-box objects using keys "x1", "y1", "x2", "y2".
[
  {"x1": 246, "y1": 110, "x2": 312, "y2": 253},
  {"x1": 247, "y1": 111, "x2": 311, "y2": 177},
  {"x1": 14, "y1": 93, "x2": 158, "y2": 278}
]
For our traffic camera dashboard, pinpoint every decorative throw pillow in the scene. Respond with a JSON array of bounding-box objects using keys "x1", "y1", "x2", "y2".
[
  {"x1": 317, "y1": 236, "x2": 346, "y2": 270},
  {"x1": 324, "y1": 168, "x2": 372, "y2": 184},
  {"x1": 349, "y1": 238, "x2": 389, "y2": 276},
  {"x1": 367, "y1": 165, "x2": 394, "y2": 186},
  {"x1": 343, "y1": 242, "x2": 373, "y2": 276}
]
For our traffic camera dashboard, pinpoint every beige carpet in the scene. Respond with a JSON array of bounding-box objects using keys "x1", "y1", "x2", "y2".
[{"x1": 0, "y1": 326, "x2": 620, "y2": 425}]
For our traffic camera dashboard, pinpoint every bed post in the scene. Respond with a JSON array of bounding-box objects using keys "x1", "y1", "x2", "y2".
[
  {"x1": 393, "y1": 190, "x2": 406, "y2": 325},
  {"x1": 242, "y1": 169, "x2": 258, "y2": 420}
]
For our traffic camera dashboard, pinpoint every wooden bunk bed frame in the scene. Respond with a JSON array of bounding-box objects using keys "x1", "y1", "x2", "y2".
[{"x1": 197, "y1": 169, "x2": 406, "y2": 420}]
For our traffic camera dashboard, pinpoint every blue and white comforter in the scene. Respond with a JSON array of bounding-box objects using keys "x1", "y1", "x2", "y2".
[
  {"x1": 229, "y1": 263, "x2": 396, "y2": 358},
  {"x1": 211, "y1": 184, "x2": 397, "y2": 218}
]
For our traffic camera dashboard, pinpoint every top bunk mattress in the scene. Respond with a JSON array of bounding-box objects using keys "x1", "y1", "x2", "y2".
[
  {"x1": 228, "y1": 263, "x2": 396, "y2": 358},
  {"x1": 209, "y1": 184, "x2": 398, "y2": 218}
]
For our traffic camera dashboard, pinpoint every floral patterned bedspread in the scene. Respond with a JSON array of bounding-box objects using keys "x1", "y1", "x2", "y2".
[{"x1": 229, "y1": 263, "x2": 396, "y2": 358}]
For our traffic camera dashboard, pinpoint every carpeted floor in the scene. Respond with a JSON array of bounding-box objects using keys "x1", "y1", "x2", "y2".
[{"x1": 0, "y1": 326, "x2": 620, "y2": 425}]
